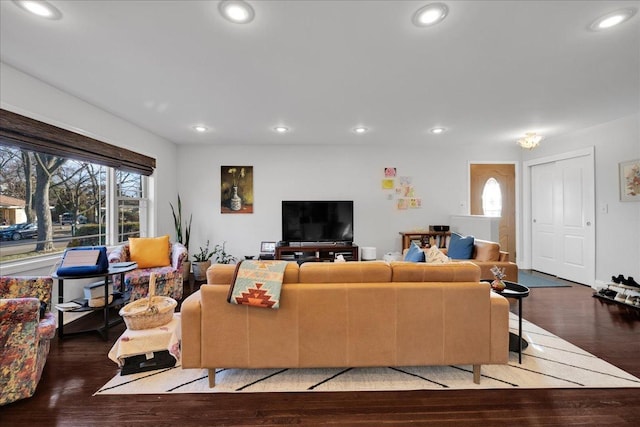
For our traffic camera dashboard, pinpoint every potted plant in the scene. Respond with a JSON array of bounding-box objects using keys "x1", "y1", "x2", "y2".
[
  {"x1": 212, "y1": 241, "x2": 237, "y2": 264},
  {"x1": 192, "y1": 240, "x2": 214, "y2": 281},
  {"x1": 170, "y1": 195, "x2": 192, "y2": 280}
]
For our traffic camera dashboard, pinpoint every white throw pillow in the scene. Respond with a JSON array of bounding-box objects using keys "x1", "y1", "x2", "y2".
[{"x1": 425, "y1": 246, "x2": 451, "y2": 264}]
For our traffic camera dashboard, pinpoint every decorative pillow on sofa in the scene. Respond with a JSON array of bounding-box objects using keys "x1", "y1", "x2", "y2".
[
  {"x1": 425, "y1": 246, "x2": 450, "y2": 264},
  {"x1": 404, "y1": 242, "x2": 425, "y2": 262},
  {"x1": 129, "y1": 235, "x2": 171, "y2": 269},
  {"x1": 447, "y1": 233, "x2": 475, "y2": 259}
]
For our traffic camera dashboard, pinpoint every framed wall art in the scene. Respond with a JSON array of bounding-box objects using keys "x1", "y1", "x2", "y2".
[
  {"x1": 221, "y1": 166, "x2": 254, "y2": 213},
  {"x1": 619, "y1": 159, "x2": 640, "y2": 202}
]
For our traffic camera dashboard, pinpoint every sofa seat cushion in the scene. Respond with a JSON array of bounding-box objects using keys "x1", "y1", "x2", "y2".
[
  {"x1": 125, "y1": 266, "x2": 176, "y2": 286},
  {"x1": 299, "y1": 261, "x2": 392, "y2": 283}
]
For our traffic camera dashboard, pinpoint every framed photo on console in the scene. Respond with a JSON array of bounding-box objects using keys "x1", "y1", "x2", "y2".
[{"x1": 619, "y1": 159, "x2": 640, "y2": 202}]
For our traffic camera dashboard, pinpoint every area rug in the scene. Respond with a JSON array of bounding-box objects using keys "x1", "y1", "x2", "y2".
[
  {"x1": 517, "y1": 270, "x2": 571, "y2": 288},
  {"x1": 95, "y1": 314, "x2": 639, "y2": 395}
]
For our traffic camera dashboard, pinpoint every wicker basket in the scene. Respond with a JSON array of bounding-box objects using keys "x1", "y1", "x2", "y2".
[{"x1": 119, "y1": 296, "x2": 177, "y2": 330}]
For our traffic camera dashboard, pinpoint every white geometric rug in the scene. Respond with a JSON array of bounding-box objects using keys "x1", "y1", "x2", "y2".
[{"x1": 95, "y1": 314, "x2": 640, "y2": 395}]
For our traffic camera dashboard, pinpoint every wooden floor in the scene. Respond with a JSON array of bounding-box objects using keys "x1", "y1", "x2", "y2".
[{"x1": 2, "y1": 273, "x2": 640, "y2": 426}]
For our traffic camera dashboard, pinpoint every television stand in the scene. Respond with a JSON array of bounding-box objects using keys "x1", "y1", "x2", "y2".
[{"x1": 275, "y1": 244, "x2": 359, "y2": 263}]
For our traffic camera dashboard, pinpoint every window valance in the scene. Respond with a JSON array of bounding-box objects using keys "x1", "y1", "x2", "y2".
[{"x1": 0, "y1": 109, "x2": 156, "y2": 175}]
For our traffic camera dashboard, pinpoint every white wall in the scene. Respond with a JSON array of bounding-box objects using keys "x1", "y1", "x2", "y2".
[
  {"x1": 522, "y1": 114, "x2": 640, "y2": 284},
  {"x1": 177, "y1": 143, "x2": 519, "y2": 260},
  {"x1": 0, "y1": 62, "x2": 179, "y2": 238}
]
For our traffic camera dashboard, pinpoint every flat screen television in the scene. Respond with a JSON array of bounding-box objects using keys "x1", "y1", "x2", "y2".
[{"x1": 282, "y1": 201, "x2": 353, "y2": 244}]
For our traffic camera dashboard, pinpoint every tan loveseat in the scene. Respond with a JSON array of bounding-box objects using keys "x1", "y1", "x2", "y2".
[
  {"x1": 181, "y1": 261, "x2": 509, "y2": 386},
  {"x1": 441, "y1": 239, "x2": 518, "y2": 282}
]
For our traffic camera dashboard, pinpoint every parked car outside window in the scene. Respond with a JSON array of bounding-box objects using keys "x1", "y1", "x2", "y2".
[{"x1": 0, "y1": 223, "x2": 38, "y2": 241}]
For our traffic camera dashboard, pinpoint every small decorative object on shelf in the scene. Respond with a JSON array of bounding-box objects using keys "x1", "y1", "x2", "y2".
[{"x1": 490, "y1": 265, "x2": 507, "y2": 292}]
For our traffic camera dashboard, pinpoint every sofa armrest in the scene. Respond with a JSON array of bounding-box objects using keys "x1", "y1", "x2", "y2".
[
  {"x1": 499, "y1": 251, "x2": 510, "y2": 262},
  {"x1": 171, "y1": 242, "x2": 188, "y2": 270},
  {"x1": 0, "y1": 298, "x2": 40, "y2": 337},
  {"x1": 489, "y1": 292, "x2": 509, "y2": 363},
  {"x1": 108, "y1": 245, "x2": 127, "y2": 263},
  {"x1": 180, "y1": 291, "x2": 203, "y2": 368}
]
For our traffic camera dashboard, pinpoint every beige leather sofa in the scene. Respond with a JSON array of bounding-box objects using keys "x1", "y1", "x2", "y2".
[{"x1": 181, "y1": 261, "x2": 509, "y2": 387}]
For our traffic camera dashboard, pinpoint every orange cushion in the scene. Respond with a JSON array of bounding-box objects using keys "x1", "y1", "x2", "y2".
[{"x1": 128, "y1": 235, "x2": 171, "y2": 269}]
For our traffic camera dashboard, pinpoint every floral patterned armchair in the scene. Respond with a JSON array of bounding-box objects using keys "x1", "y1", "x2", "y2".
[
  {"x1": 0, "y1": 276, "x2": 56, "y2": 406},
  {"x1": 108, "y1": 241, "x2": 187, "y2": 301}
]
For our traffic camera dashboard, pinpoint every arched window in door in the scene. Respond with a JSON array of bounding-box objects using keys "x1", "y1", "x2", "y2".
[{"x1": 482, "y1": 177, "x2": 502, "y2": 217}]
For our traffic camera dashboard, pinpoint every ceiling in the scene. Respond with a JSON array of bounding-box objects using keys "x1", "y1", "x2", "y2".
[{"x1": 1, "y1": 1, "x2": 639, "y2": 148}]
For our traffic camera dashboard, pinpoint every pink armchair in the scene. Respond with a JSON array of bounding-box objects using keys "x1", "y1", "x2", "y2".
[
  {"x1": 108, "y1": 241, "x2": 187, "y2": 301},
  {"x1": 0, "y1": 276, "x2": 57, "y2": 406}
]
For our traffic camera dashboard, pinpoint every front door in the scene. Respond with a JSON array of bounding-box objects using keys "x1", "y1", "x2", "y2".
[{"x1": 470, "y1": 163, "x2": 516, "y2": 261}]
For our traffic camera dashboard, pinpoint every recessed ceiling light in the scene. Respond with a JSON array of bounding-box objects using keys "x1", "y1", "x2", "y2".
[
  {"x1": 589, "y1": 8, "x2": 637, "y2": 31},
  {"x1": 274, "y1": 126, "x2": 289, "y2": 133},
  {"x1": 430, "y1": 127, "x2": 446, "y2": 134},
  {"x1": 412, "y1": 2, "x2": 448, "y2": 27},
  {"x1": 193, "y1": 125, "x2": 208, "y2": 133},
  {"x1": 353, "y1": 127, "x2": 368, "y2": 134},
  {"x1": 13, "y1": 0, "x2": 62, "y2": 19},
  {"x1": 218, "y1": 0, "x2": 255, "y2": 24}
]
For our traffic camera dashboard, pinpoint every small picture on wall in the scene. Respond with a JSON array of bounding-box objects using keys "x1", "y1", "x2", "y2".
[
  {"x1": 221, "y1": 166, "x2": 254, "y2": 213},
  {"x1": 619, "y1": 159, "x2": 640, "y2": 202},
  {"x1": 384, "y1": 167, "x2": 397, "y2": 177},
  {"x1": 382, "y1": 179, "x2": 394, "y2": 189}
]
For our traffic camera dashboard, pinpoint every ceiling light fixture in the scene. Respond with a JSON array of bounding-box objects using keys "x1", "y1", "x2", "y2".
[
  {"x1": 13, "y1": 0, "x2": 62, "y2": 19},
  {"x1": 517, "y1": 132, "x2": 543, "y2": 150},
  {"x1": 430, "y1": 127, "x2": 446, "y2": 134},
  {"x1": 218, "y1": 0, "x2": 255, "y2": 24},
  {"x1": 589, "y1": 8, "x2": 637, "y2": 31},
  {"x1": 274, "y1": 126, "x2": 289, "y2": 133},
  {"x1": 353, "y1": 127, "x2": 368, "y2": 134},
  {"x1": 412, "y1": 2, "x2": 448, "y2": 27},
  {"x1": 193, "y1": 125, "x2": 208, "y2": 133}
]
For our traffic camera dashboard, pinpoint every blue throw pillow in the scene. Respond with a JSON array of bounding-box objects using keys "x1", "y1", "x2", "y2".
[
  {"x1": 404, "y1": 242, "x2": 425, "y2": 262},
  {"x1": 448, "y1": 233, "x2": 475, "y2": 259}
]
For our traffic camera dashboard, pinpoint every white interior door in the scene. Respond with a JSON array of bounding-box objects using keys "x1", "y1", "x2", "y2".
[
  {"x1": 531, "y1": 162, "x2": 557, "y2": 274},
  {"x1": 531, "y1": 154, "x2": 595, "y2": 285}
]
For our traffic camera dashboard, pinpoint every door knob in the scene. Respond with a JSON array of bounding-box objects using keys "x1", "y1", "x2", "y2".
[
  {"x1": 586, "y1": 221, "x2": 592, "y2": 226},
  {"x1": 533, "y1": 219, "x2": 537, "y2": 223}
]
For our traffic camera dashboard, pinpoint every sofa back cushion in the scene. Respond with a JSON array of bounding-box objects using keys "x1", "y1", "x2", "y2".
[
  {"x1": 299, "y1": 261, "x2": 392, "y2": 283},
  {"x1": 207, "y1": 262, "x2": 300, "y2": 285},
  {"x1": 390, "y1": 261, "x2": 480, "y2": 282},
  {"x1": 473, "y1": 239, "x2": 501, "y2": 262}
]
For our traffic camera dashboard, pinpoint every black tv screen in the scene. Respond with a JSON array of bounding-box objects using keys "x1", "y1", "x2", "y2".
[{"x1": 282, "y1": 201, "x2": 353, "y2": 243}]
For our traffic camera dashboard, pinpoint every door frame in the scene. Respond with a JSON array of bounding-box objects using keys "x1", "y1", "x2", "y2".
[
  {"x1": 467, "y1": 160, "x2": 520, "y2": 261},
  {"x1": 521, "y1": 147, "x2": 595, "y2": 285}
]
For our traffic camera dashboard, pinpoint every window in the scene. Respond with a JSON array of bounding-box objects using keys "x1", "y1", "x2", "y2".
[
  {"x1": 0, "y1": 146, "x2": 148, "y2": 262},
  {"x1": 115, "y1": 170, "x2": 148, "y2": 242},
  {"x1": 481, "y1": 177, "x2": 502, "y2": 217}
]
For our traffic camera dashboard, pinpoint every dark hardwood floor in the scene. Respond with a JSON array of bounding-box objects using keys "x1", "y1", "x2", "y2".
[{"x1": 2, "y1": 273, "x2": 640, "y2": 426}]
